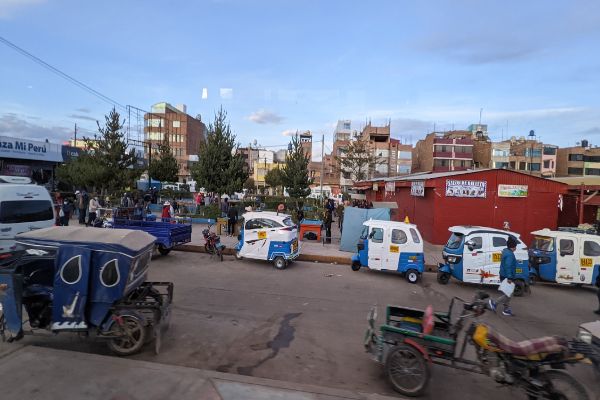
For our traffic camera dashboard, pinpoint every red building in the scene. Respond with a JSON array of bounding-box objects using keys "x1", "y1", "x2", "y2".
[{"x1": 356, "y1": 169, "x2": 567, "y2": 245}]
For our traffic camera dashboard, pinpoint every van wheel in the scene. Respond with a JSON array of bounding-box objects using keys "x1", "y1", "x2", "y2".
[
  {"x1": 406, "y1": 269, "x2": 419, "y2": 284},
  {"x1": 437, "y1": 272, "x2": 450, "y2": 285},
  {"x1": 351, "y1": 261, "x2": 361, "y2": 271},
  {"x1": 513, "y1": 279, "x2": 526, "y2": 297},
  {"x1": 273, "y1": 256, "x2": 287, "y2": 270}
]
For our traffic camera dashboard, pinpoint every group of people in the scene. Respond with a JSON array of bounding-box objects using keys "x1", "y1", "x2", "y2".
[{"x1": 55, "y1": 190, "x2": 101, "y2": 227}]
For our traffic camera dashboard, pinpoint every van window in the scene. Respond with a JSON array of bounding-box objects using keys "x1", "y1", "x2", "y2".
[
  {"x1": 245, "y1": 219, "x2": 264, "y2": 230},
  {"x1": 409, "y1": 228, "x2": 421, "y2": 243},
  {"x1": 360, "y1": 225, "x2": 368, "y2": 239},
  {"x1": 584, "y1": 241, "x2": 600, "y2": 257},
  {"x1": 260, "y1": 218, "x2": 283, "y2": 228},
  {"x1": 531, "y1": 236, "x2": 554, "y2": 251},
  {"x1": 391, "y1": 229, "x2": 407, "y2": 244},
  {"x1": 559, "y1": 239, "x2": 574, "y2": 255},
  {"x1": 492, "y1": 236, "x2": 507, "y2": 248},
  {"x1": 467, "y1": 236, "x2": 483, "y2": 250},
  {"x1": 0, "y1": 200, "x2": 53, "y2": 223},
  {"x1": 370, "y1": 227, "x2": 383, "y2": 243}
]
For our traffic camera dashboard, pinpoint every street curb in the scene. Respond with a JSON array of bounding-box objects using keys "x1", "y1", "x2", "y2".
[{"x1": 174, "y1": 244, "x2": 439, "y2": 271}]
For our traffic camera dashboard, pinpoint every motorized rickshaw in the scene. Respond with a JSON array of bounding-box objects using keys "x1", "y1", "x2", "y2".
[
  {"x1": 364, "y1": 292, "x2": 595, "y2": 398},
  {"x1": 437, "y1": 226, "x2": 530, "y2": 296},
  {"x1": 0, "y1": 226, "x2": 173, "y2": 356},
  {"x1": 351, "y1": 220, "x2": 424, "y2": 283},
  {"x1": 529, "y1": 228, "x2": 600, "y2": 286}
]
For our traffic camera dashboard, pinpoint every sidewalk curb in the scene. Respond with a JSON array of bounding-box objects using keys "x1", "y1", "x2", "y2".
[{"x1": 174, "y1": 244, "x2": 439, "y2": 271}]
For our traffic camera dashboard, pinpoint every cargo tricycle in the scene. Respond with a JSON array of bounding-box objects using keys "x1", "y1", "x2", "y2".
[
  {"x1": 364, "y1": 292, "x2": 593, "y2": 398},
  {"x1": 0, "y1": 226, "x2": 173, "y2": 356}
]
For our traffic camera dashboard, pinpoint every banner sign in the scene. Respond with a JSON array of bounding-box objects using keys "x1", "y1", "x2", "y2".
[
  {"x1": 411, "y1": 181, "x2": 425, "y2": 197},
  {"x1": 385, "y1": 182, "x2": 395, "y2": 193},
  {"x1": 498, "y1": 184, "x2": 528, "y2": 197},
  {"x1": 0, "y1": 136, "x2": 63, "y2": 162},
  {"x1": 1, "y1": 164, "x2": 31, "y2": 177},
  {"x1": 445, "y1": 179, "x2": 487, "y2": 198}
]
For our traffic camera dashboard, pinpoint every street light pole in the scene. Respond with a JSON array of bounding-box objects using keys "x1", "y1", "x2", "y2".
[{"x1": 528, "y1": 130, "x2": 535, "y2": 175}]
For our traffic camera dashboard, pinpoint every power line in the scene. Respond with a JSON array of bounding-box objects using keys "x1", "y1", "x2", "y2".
[{"x1": 0, "y1": 35, "x2": 127, "y2": 112}]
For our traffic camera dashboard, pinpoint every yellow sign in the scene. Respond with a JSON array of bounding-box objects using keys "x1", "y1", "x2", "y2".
[
  {"x1": 580, "y1": 258, "x2": 593, "y2": 268},
  {"x1": 389, "y1": 245, "x2": 399, "y2": 253},
  {"x1": 516, "y1": 268, "x2": 523, "y2": 274},
  {"x1": 258, "y1": 231, "x2": 267, "y2": 240},
  {"x1": 492, "y1": 253, "x2": 502, "y2": 263}
]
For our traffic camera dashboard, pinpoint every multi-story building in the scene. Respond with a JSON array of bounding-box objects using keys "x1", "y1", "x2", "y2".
[
  {"x1": 359, "y1": 122, "x2": 412, "y2": 178},
  {"x1": 556, "y1": 140, "x2": 600, "y2": 176},
  {"x1": 144, "y1": 102, "x2": 206, "y2": 182},
  {"x1": 413, "y1": 131, "x2": 476, "y2": 173},
  {"x1": 490, "y1": 137, "x2": 557, "y2": 177}
]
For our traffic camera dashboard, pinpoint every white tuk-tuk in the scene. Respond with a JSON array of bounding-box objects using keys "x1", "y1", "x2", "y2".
[{"x1": 234, "y1": 211, "x2": 299, "y2": 269}]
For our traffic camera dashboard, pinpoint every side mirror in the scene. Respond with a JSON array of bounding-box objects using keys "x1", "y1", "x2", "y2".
[{"x1": 465, "y1": 240, "x2": 475, "y2": 251}]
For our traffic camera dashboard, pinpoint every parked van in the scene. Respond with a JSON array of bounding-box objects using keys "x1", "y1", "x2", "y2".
[{"x1": 0, "y1": 176, "x2": 55, "y2": 254}]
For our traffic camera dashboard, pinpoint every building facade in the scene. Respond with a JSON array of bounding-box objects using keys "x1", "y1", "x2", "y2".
[
  {"x1": 556, "y1": 141, "x2": 600, "y2": 177},
  {"x1": 413, "y1": 131, "x2": 478, "y2": 173},
  {"x1": 490, "y1": 138, "x2": 557, "y2": 177},
  {"x1": 144, "y1": 102, "x2": 206, "y2": 182}
]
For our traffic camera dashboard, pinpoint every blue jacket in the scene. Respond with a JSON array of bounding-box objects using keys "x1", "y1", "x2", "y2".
[{"x1": 499, "y1": 248, "x2": 517, "y2": 280}]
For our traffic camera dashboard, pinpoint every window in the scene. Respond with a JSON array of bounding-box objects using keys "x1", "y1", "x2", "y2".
[
  {"x1": 282, "y1": 218, "x2": 294, "y2": 227},
  {"x1": 100, "y1": 259, "x2": 120, "y2": 287},
  {"x1": 524, "y1": 149, "x2": 542, "y2": 157},
  {"x1": 493, "y1": 149, "x2": 509, "y2": 157},
  {"x1": 446, "y1": 233, "x2": 464, "y2": 249},
  {"x1": 531, "y1": 236, "x2": 554, "y2": 251},
  {"x1": 410, "y1": 228, "x2": 421, "y2": 243},
  {"x1": 370, "y1": 227, "x2": 383, "y2": 243},
  {"x1": 569, "y1": 154, "x2": 584, "y2": 161},
  {"x1": 543, "y1": 147, "x2": 557, "y2": 155},
  {"x1": 146, "y1": 118, "x2": 163, "y2": 127},
  {"x1": 376, "y1": 149, "x2": 389, "y2": 158},
  {"x1": 391, "y1": 229, "x2": 407, "y2": 244},
  {"x1": 360, "y1": 225, "x2": 369, "y2": 239},
  {"x1": 467, "y1": 236, "x2": 483, "y2": 250},
  {"x1": 543, "y1": 160, "x2": 550, "y2": 168},
  {"x1": 434, "y1": 159, "x2": 449, "y2": 167},
  {"x1": 585, "y1": 155, "x2": 600, "y2": 162},
  {"x1": 584, "y1": 241, "x2": 600, "y2": 257},
  {"x1": 519, "y1": 162, "x2": 527, "y2": 171},
  {"x1": 375, "y1": 164, "x2": 388, "y2": 174},
  {"x1": 398, "y1": 151, "x2": 412, "y2": 159},
  {"x1": 260, "y1": 218, "x2": 283, "y2": 228},
  {"x1": 492, "y1": 236, "x2": 507, "y2": 248},
  {"x1": 494, "y1": 162, "x2": 509, "y2": 168},
  {"x1": 585, "y1": 168, "x2": 600, "y2": 176},
  {"x1": 509, "y1": 161, "x2": 516, "y2": 169},
  {"x1": 172, "y1": 120, "x2": 181, "y2": 128},
  {"x1": 559, "y1": 239, "x2": 574, "y2": 255},
  {"x1": 568, "y1": 167, "x2": 584, "y2": 175},
  {"x1": 343, "y1": 122, "x2": 351, "y2": 129},
  {"x1": 245, "y1": 219, "x2": 265, "y2": 230},
  {"x1": 454, "y1": 146, "x2": 472, "y2": 153},
  {"x1": 529, "y1": 163, "x2": 541, "y2": 171},
  {"x1": 60, "y1": 255, "x2": 82, "y2": 284},
  {"x1": 0, "y1": 200, "x2": 54, "y2": 224},
  {"x1": 397, "y1": 165, "x2": 411, "y2": 174},
  {"x1": 342, "y1": 171, "x2": 351, "y2": 179}
]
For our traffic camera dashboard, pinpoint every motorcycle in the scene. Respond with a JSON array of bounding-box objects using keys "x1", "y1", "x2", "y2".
[
  {"x1": 364, "y1": 291, "x2": 595, "y2": 398},
  {"x1": 202, "y1": 224, "x2": 225, "y2": 261},
  {"x1": 577, "y1": 320, "x2": 600, "y2": 377}
]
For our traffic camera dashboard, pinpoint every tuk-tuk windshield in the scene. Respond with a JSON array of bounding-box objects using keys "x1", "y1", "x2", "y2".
[
  {"x1": 282, "y1": 217, "x2": 294, "y2": 227},
  {"x1": 531, "y1": 236, "x2": 554, "y2": 252},
  {"x1": 446, "y1": 232, "x2": 464, "y2": 249},
  {"x1": 360, "y1": 225, "x2": 369, "y2": 240}
]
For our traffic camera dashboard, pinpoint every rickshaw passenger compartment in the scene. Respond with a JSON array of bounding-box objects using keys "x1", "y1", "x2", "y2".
[{"x1": 384, "y1": 306, "x2": 454, "y2": 347}]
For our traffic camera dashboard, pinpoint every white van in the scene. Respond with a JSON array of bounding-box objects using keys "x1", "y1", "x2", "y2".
[{"x1": 0, "y1": 176, "x2": 55, "y2": 254}]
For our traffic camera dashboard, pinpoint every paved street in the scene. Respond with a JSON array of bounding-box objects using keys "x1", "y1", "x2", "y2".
[{"x1": 3, "y1": 251, "x2": 598, "y2": 399}]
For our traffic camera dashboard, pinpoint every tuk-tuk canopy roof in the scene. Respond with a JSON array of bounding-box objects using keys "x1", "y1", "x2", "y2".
[
  {"x1": 242, "y1": 211, "x2": 292, "y2": 221},
  {"x1": 16, "y1": 226, "x2": 156, "y2": 254},
  {"x1": 531, "y1": 228, "x2": 600, "y2": 241},
  {"x1": 448, "y1": 225, "x2": 522, "y2": 238},
  {"x1": 363, "y1": 219, "x2": 417, "y2": 229}
]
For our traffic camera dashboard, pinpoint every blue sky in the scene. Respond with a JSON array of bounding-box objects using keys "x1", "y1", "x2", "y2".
[{"x1": 1, "y1": 0, "x2": 600, "y2": 158}]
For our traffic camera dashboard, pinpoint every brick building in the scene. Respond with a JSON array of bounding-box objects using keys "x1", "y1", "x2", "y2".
[
  {"x1": 556, "y1": 140, "x2": 600, "y2": 177},
  {"x1": 144, "y1": 102, "x2": 206, "y2": 182}
]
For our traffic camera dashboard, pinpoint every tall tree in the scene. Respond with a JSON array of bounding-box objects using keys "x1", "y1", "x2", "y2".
[
  {"x1": 243, "y1": 177, "x2": 256, "y2": 193},
  {"x1": 190, "y1": 108, "x2": 247, "y2": 194},
  {"x1": 148, "y1": 134, "x2": 179, "y2": 183},
  {"x1": 264, "y1": 167, "x2": 284, "y2": 195},
  {"x1": 335, "y1": 135, "x2": 384, "y2": 183},
  {"x1": 57, "y1": 108, "x2": 139, "y2": 193},
  {"x1": 282, "y1": 135, "x2": 312, "y2": 199}
]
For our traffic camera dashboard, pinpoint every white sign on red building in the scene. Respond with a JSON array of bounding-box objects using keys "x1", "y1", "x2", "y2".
[
  {"x1": 445, "y1": 179, "x2": 487, "y2": 198},
  {"x1": 411, "y1": 181, "x2": 424, "y2": 197}
]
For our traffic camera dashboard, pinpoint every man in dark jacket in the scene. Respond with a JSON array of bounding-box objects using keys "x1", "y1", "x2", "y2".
[
  {"x1": 227, "y1": 205, "x2": 238, "y2": 237},
  {"x1": 489, "y1": 236, "x2": 518, "y2": 316}
]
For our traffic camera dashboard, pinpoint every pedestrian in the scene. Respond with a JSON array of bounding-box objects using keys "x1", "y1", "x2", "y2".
[
  {"x1": 78, "y1": 190, "x2": 89, "y2": 225},
  {"x1": 595, "y1": 275, "x2": 600, "y2": 315},
  {"x1": 162, "y1": 201, "x2": 174, "y2": 221},
  {"x1": 337, "y1": 202, "x2": 345, "y2": 233},
  {"x1": 220, "y1": 197, "x2": 230, "y2": 217},
  {"x1": 87, "y1": 194, "x2": 100, "y2": 227},
  {"x1": 59, "y1": 198, "x2": 73, "y2": 226},
  {"x1": 296, "y1": 204, "x2": 305, "y2": 224},
  {"x1": 323, "y1": 209, "x2": 332, "y2": 244},
  {"x1": 489, "y1": 236, "x2": 518, "y2": 316},
  {"x1": 227, "y1": 204, "x2": 238, "y2": 237},
  {"x1": 277, "y1": 203, "x2": 285, "y2": 215},
  {"x1": 204, "y1": 194, "x2": 211, "y2": 207}
]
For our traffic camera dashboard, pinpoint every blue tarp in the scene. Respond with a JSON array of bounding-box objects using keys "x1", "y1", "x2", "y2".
[{"x1": 339, "y1": 207, "x2": 391, "y2": 252}]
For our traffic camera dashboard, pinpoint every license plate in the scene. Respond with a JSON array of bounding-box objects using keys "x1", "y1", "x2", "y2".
[
  {"x1": 389, "y1": 245, "x2": 399, "y2": 253},
  {"x1": 580, "y1": 258, "x2": 593, "y2": 268},
  {"x1": 292, "y1": 240, "x2": 298, "y2": 252},
  {"x1": 492, "y1": 253, "x2": 502, "y2": 263},
  {"x1": 258, "y1": 231, "x2": 267, "y2": 240}
]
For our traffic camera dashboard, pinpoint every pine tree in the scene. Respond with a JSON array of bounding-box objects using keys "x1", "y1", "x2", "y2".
[
  {"x1": 148, "y1": 134, "x2": 179, "y2": 183},
  {"x1": 190, "y1": 108, "x2": 247, "y2": 194},
  {"x1": 335, "y1": 135, "x2": 383, "y2": 183},
  {"x1": 264, "y1": 167, "x2": 284, "y2": 195},
  {"x1": 282, "y1": 135, "x2": 312, "y2": 199}
]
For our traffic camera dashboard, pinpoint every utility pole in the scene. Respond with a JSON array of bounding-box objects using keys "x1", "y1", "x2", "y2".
[
  {"x1": 320, "y1": 133, "x2": 324, "y2": 200},
  {"x1": 74, "y1": 123, "x2": 77, "y2": 147}
]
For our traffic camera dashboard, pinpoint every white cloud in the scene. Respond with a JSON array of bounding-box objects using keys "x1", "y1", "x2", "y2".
[
  {"x1": 280, "y1": 129, "x2": 296, "y2": 137},
  {"x1": 248, "y1": 109, "x2": 284, "y2": 124},
  {"x1": 219, "y1": 88, "x2": 233, "y2": 99},
  {"x1": 0, "y1": 113, "x2": 71, "y2": 142},
  {"x1": 0, "y1": 0, "x2": 45, "y2": 18}
]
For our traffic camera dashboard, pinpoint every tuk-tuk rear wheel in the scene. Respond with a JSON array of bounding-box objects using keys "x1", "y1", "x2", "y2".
[
  {"x1": 107, "y1": 316, "x2": 147, "y2": 356},
  {"x1": 406, "y1": 270, "x2": 419, "y2": 284},
  {"x1": 273, "y1": 256, "x2": 287, "y2": 270},
  {"x1": 437, "y1": 272, "x2": 450, "y2": 285},
  {"x1": 385, "y1": 344, "x2": 430, "y2": 396},
  {"x1": 351, "y1": 261, "x2": 361, "y2": 271}
]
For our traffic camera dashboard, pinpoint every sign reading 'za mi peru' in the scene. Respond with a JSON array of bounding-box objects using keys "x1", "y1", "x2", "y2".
[
  {"x1": 0, "y1": 136, "x2": 63, "y2": 162},
  {"x1": 445, "y1": 179, "x2": 487, "y2": 198}
]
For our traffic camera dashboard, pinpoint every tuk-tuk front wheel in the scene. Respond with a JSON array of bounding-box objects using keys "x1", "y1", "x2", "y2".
[
  {"x1": 351, "y1": 261, "x2": 361, "y2": 271},
  {"x1": 406, "y1": 269, "x2": 420, "y2": 284},
  {"x1": 437, "y1": 271, "x2": 450, "y2": 285},
  {"x1": 385, "y1": 344, "x2": 430, "y2": 396},
  {"x1": 273, "y1": 256, "x2": 287, "y2": 270},
  {"x1": 108, "y1": 315, "x2": 147, "y2": 356},
  {"x1": 157, "y1": 245, "x2": 171, "y2": 256},
  {"x1": 513, "y1": 279, "x2": 526, "y2": 297}
]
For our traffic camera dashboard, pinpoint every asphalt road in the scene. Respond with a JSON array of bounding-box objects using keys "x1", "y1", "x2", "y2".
[{"x1": 5, "y1": 251, "x2": 599, "y2": 399}]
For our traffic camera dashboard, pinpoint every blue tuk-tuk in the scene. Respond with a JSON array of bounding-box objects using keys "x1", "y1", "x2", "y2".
[
  {"x1": 0, "y1": 226, "x2": 173, "y2": 356},
  {"x1": 437, "y1": 226, "x2": 530, "y2": 296}
]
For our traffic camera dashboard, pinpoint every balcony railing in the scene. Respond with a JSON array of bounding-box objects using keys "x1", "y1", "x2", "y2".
[
  {"x1": 433, "y1": 151, "x2": 453, "y2": 158},
  {"x1": 452, "y1": 166, "x2": 470, "y2": 171},
  {"x1": 433, "y1": 165, "x2": 451, "y2": 172},
  {"x1": 433, "y1": 138, "x2": 453, "y2": 144},
  {"x1": 454, "y1": 138, "x2": 474, "y2": 145},
  {"x1": 453, "y1": 152, "x2": 473, "y2": 159}
]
